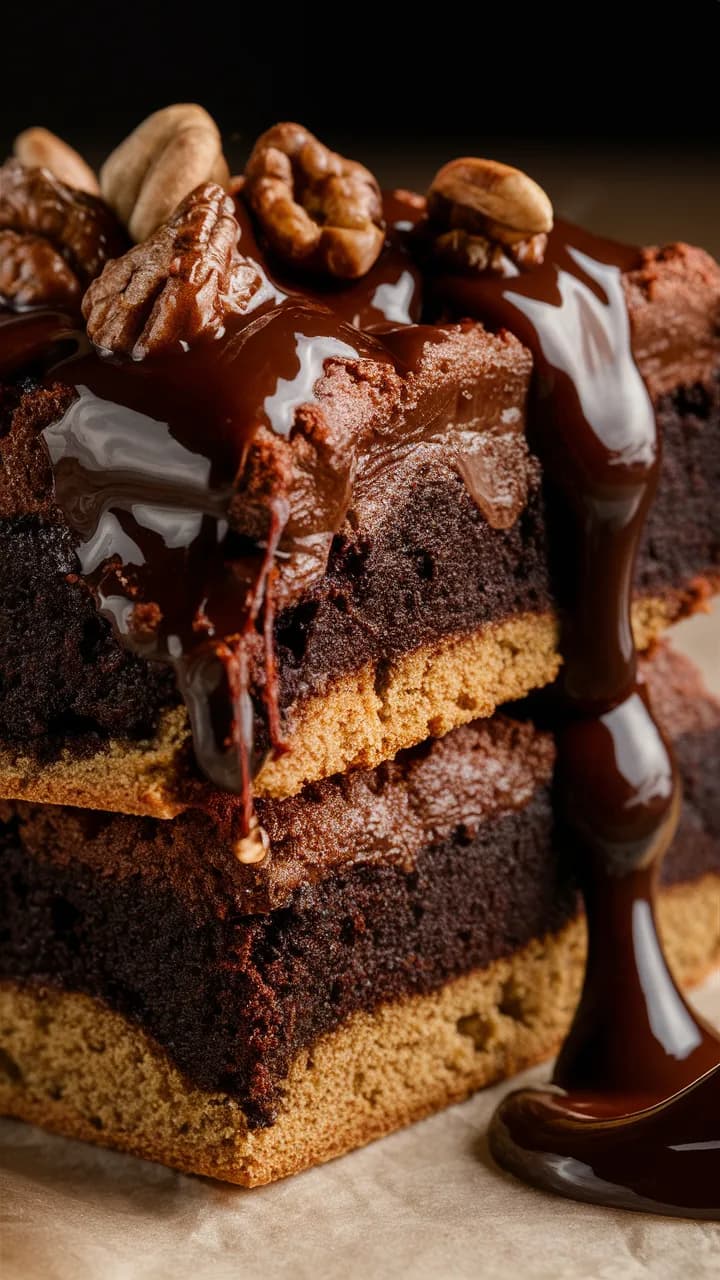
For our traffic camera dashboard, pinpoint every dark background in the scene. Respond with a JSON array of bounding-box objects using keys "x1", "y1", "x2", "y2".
[{"x1": 2, "y1": 5, "x2": 719, "y2": 252}]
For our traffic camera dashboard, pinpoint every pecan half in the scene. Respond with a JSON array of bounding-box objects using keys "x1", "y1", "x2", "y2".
[
  {"x1": 13, "y1": 127, "x2": 100, "y2": 196},
  {"x1": 83, "y1": 182, "x2": 264, "y2": 358},
  {"x1": 244, "y1": 122, "x2": 385, "y2": 279},
  {"x1": 100, "y1": 104, "x2": 230, "y2": 243},
  {"x1": 427, "y1": 157, "x2": 553, "y2": 273},
  {"x1": 0, "y1": 159, "x2": 127, "y2": 308}
]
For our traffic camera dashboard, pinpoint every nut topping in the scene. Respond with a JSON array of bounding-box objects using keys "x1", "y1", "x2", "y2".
[
  {"x1": 244, "y1": 122, "x2": 384, "y2": 279},
  {"x1": 427, "y1": 157, "x2": 553, "y2": 272},
  {"x1": 0, "y1": 159, "x2": 128, "y2": 308},
  {"x1": 83, "y1": 182, "x2": 264, "y2": 359},
  {"x1": 13, "y1": 127, "x2": 100, "y2": 196},
  {"x1": 100, "y1": 104, "x2": 230, "y2": 243}
]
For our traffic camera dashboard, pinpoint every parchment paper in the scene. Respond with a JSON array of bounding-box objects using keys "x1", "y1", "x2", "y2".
[{"x1": 2, "y1": 613, "x2": 718, "y2": 1280}]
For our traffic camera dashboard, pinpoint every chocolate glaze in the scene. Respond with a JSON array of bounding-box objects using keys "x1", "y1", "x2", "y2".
[
  {"x1": 437, "y1": 223, "x2": 720, "y2": 1216},
  {"x1": 0, "y1": 166, "x2": 718, "y2": 1189}
]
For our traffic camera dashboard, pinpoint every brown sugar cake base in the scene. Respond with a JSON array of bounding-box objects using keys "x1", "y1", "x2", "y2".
[
  {"x1": 1, "y1": 879, "x2": 717, "y2": 1188},
  {"x1": 0, "y1": 589, "x2": 707, "y2": 818}
]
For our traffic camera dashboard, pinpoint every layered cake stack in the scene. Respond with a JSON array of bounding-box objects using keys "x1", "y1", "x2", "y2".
[{"x1": 0, "y1": 109, "x2": 718, "y2": 1185}]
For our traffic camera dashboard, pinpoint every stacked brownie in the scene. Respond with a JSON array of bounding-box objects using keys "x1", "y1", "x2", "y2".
[{"x1": 0, "y1": 112, "x2": 718, "y2": 1185}]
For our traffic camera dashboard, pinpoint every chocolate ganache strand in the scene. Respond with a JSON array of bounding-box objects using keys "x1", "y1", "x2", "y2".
[{"x1": 434, "y1": 219, "x2": 720, "y2": 1216}]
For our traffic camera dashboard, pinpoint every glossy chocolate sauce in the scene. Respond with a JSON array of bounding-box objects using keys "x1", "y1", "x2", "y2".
[{"x1": 436, "y1": 223, "x2": 720, "y2": 1216}]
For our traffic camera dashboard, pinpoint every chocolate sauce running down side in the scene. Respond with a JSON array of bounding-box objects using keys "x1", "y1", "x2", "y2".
[{"x1": 436, "y1": 222, "x2": 720, "y2": 1217}]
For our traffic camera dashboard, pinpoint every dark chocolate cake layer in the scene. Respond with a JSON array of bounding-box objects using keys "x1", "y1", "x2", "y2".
[
  {"x1": 0, "y1": 440, "x2": 549, "y2": 752},
  {"x1": 1, "y1": 647, "x2": 718, "y2": 1127},
  {"x1": 0, "y1": 165, "x2": 717, "y2": 816}
]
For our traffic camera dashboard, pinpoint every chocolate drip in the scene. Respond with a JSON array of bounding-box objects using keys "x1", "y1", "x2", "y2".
[{"x1": 436, "y1": 222, "x2": 720, "y2": 1217}]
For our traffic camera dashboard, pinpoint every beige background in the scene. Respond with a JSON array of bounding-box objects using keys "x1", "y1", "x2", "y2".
[
  {"x1": 0, "y1": 159, "x2": 718, "y2": 1277},
  {"x1": 674, "y1": 607, "x2": 720, "y2": 694}
]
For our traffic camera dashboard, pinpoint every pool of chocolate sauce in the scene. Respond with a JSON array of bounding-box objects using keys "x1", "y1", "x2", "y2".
[{"x1": 436, "y1": 224, "x2": 720, "y2": 1217}]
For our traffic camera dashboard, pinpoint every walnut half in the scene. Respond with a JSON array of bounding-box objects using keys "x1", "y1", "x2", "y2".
[
  {"x1": 0, "y1": 159, "x2": 127, "y2": 309},
  {"x1": 244, "y1": 122, "x2": 385, "y2": 280},
  {"x1": 83, "y1": 182, "x2": 265, "y2": 359}
]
